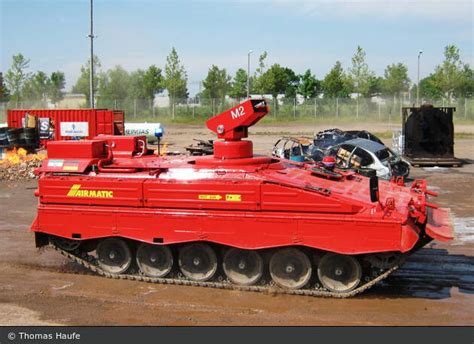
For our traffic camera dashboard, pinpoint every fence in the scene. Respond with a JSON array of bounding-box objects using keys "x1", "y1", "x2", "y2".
[{"x1": 1, "y1": 97, "x2": 473, "y2": 124}]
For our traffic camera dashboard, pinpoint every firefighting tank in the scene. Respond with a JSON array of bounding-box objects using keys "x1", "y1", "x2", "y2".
[{"x1": 31, "y1": 99, "x2": 454, "y2": 297}]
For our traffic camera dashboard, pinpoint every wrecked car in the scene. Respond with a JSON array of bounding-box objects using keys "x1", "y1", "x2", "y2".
[
  {"x1": 312, "y1": 128, "x2": 384, "y2": 149},
  {"x1": 272, "y1": 130, "x2": 410, "y2": 179},
  {"x1": 329, "y1": 138, "x2": 410, "y2": 179},
  {"x1": 271, "y1": 136, "x2": 314, "y2": 162}
]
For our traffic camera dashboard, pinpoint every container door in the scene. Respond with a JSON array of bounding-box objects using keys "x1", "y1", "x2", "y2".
[
  {"x1": 113, "y1": 111, "x2": 125, "y2": 135},
  {"x1": 96, "y1": 110, "x2": 114, "y2": 135}
]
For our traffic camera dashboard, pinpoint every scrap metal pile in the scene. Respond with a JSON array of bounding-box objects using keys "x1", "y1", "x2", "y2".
[
  {"x1": 272, "y1": 128, "x2": 410, "y2": 179},
  {"x1": 0, "y1": 148, "x2": 46, "y2": 181},
  {"x1": 185, "y1": 139, "x2": 214, "y2": 156},
  {"x1": 0, "y1": 112, "x2": 44, "y2": 181}
]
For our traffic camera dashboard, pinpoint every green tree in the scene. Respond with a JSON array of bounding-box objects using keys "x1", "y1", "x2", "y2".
[
  {"x1": 258, "y1": 64, "x2": 299, "y2": 107},
  {"x1": 367, "y1": 75, "x2": 384, "y2": 96},
  {"x1": 24, "y1": 71, "x2": 49, "y2": 101},
  {"x1": 4, "y1": 53, "x2": 30, "y2": 103},
  {"x1": 259, "y1": 64, "x2": 289, "y2": 100},
  {"x1": 458, "y1": 64, "x2": 474, "y2": 98},
  {"x1": 383, "y1": 63, "x2": 410, "y2": 96},
  {"x1": 48, "y1": 71, "x2": 65, "y2": 105},
  {"x1": 72, "y1": 55, "x2": 101, "y2": 107},
  {"x1": 298, "y1": 69, "x2": 322, "y2": 99},
  {"x1": 418, "y1": 75, "x2": 443, "y2": 100},
  {"x1": 229, "y1": 68, "x2": 248, "y2": 99},
  {"x1": 128, "y1": 69, "x2": 147, "y2": 100},
  {"x1": 143, "y1": 65, "x2": 164, "y2": 101},
  {"x1": 348, "y1": 45, "x2": 375, "y2": 97},
  {"x1": 322, "y1": 61, "x2": 351, "y2": 98},
  {"x1": 202, "y1": 65, "x2": 231, "y2": 104},
  {"x1": 0, "y1": 72, "x2": 11, "y2": 102},
  {"x1": 98, "y1": 65, "x2": 130, "y2": 101},
  {"x1": 282, "y1": 67, "x2": 300, "y2": 100},
  {"x1": 164, "y1": 47, "x2": 188, "y2": 103},
  {"x1": 253, "y1": 51, "x2": 268, "y2": 94},
  {"x1": 432, "y1": 44, "x2": 469, "y2": 100}
]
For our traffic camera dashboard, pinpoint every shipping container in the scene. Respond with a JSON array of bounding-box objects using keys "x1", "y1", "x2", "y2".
[{"x1": 7, "y1": 109, "x2": 125, "y2": 146}]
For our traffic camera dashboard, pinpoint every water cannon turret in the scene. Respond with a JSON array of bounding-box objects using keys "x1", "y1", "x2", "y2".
[{"x1": 206, "y1": 99, "x2": 268, "y2": 159}]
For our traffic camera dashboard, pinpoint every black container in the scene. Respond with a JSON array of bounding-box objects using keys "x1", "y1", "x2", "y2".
[
  {"x1": 17, "y1": 128, "x2": 27, "y2": 145},
  {"x1": 24, "y1": 127, "x2": 38, "y2": 146},
  {"x1": 0, "y1": 127, "x2": 8, "y2": 145},
  {"x1": 401, "y1": 105, "x2": 461, "y2": 166},
  {"x1": 7, "y1": 128, "x2": 20, "y2": 146}
]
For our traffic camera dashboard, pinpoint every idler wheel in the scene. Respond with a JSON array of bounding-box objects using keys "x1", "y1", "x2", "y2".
[
  {"x1": 223, "y1": 248, "x2": 263, "y2": 286},
  {"x1": 52, "y1": 236, "x2": 81, "y2": 252},
  {"x1": 96, "y1": 238, "x2": 132, "y2": 274},
  {"x1": 136, "y1": 243, "x2": 173, "y2": 278},
  {"x1": 269, "y1": 248, "x2": 312, "y2": 289},
  {"x1": 317, "y1": 253, "x2": 362, "y2": 293},
  {"x1": 178, "y1": 243, "x2": 217, "y2": 281}
]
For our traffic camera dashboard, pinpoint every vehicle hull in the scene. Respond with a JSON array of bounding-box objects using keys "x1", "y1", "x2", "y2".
[{"x1": 32, "y1": 201, "x2": 426, "y2": 255}]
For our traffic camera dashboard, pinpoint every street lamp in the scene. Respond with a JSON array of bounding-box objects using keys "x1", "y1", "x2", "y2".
[
  {"x1": 247, "y1": 50, "x2": 253, "y2": 99},
  {"x1": 417, "y1": 50, "x2": 423, "y2": 106},
  {"x1": 88, "y1": 0, "x2": 95, "y2": 108}
]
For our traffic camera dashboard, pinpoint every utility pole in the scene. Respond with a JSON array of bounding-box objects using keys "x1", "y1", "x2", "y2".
[
  {"x1": 88, "y1": 0, "x2": 95, "y2": 108},
  {"x1": 247, "y1": 50, "x2": 253, "y2": 99},
  {"x1": 417, "y1": 50, "x2": 423, "y2": 107}
]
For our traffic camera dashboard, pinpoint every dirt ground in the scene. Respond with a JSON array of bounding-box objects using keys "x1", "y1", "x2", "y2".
[{"x1": 0, "y1": 124, "x2": 473, "y2": 326}]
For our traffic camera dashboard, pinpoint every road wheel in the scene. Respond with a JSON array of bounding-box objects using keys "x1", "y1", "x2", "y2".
[
  {"x1": 317, "y1": 253, "x2": 362, "y2": 293},
  {"x1": 136, "y1": 243, "x2": 173, "y2": 278},
  {"x1": 223, "y1": 248, "x2": 263, "y2": 286},
  {"x1": 269, "y1": 248, "x2": 312, "y2": 289},
  {"x1": 178, "y1": 243, "x2": 217, "y2": 282},
  {"x1": 96, "y1": 238, "x2": 132, "y2": 274}
]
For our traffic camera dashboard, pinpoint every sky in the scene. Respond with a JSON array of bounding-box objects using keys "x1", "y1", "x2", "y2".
[{"x1": 1, "y1": 0, "x2": 473, "y2": 96}]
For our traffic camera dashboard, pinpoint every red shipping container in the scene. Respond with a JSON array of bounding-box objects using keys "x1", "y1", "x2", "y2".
[{"x1": 7, "y1": 109, "x2": 125, "y2": 146}]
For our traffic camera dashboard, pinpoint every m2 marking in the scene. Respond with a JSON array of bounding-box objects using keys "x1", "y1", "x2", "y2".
[{"x1": 230, "y1": 106, "x2": 246, "y2": 120}]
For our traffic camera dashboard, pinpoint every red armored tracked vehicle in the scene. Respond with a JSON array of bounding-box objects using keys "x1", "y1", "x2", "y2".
[{"x1": 31, "y1": 99, "x2": 453, "y2": 297}]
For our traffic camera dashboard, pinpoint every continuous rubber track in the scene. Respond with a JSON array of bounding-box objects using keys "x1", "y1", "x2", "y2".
[{"x1": 50, "y1": 243, "x2": 406, "y2": 298}]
